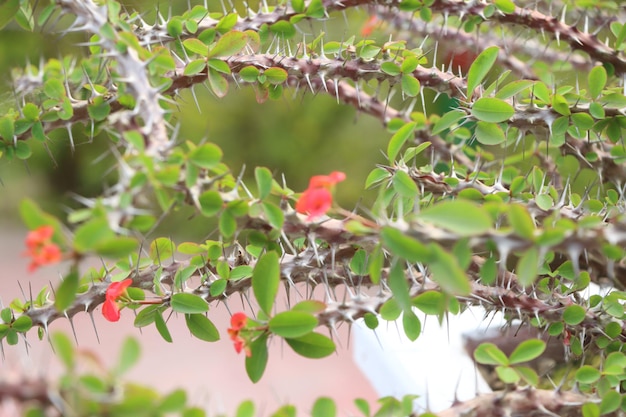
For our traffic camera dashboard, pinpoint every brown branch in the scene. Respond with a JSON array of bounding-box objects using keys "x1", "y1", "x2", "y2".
[{"x1": 436, "y1": 388, "x2": 601, "y2": 417}]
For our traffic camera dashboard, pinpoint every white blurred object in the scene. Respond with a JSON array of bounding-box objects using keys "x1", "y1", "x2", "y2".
[{"x1": 353, "y1": 306, "x2": 504, "y2": 413}]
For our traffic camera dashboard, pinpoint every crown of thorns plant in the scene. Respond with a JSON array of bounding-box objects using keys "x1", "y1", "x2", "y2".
[{"x1": 0, "y1": 0, "x2": 626, "y2": 416}]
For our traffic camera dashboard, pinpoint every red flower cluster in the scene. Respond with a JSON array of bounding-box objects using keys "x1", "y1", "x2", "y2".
[
  {"x1": 102, "y1": 279, "x2": 132, "y2": 322},
  {"x1": 227, "y1": 312, "x2": 251, "y2": 357},
  {"x1": 23, "y1": 225, "x2": 62, "y2": 272},
  {"x1": 295, "y1": 171, "x2": 346, "y2": 221}
]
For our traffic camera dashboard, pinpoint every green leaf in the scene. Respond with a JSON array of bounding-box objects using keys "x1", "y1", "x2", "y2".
[
  {"x1": 494, "y1": 0, "x2": 515, "y2": 13},
  {"x1": 419, "y1": 200, "x2": 492, "y2": 236},
  {"x1": 239, "y1": 66, "x2": 260, "y2": 82},
  {"x1": 401, "y1": 74, "x2": 420, "y2": 97},
  {"x1": 467, "y1": 46, "x2": 499, "y2": 94},
  {"x1": 185, "y1": 314, "x2": 220, "y2": 342},
  {"x1": 208, "y1": 68, "x2": 229, "y2": 98},
  {"x1": 392, "y1": 170, "x2": 418, "y2": 198},
  {"x1": 563, "y1": 304, "x2": 586, "y2": 325},
  {"x1": 208, "y1": 58, "x2": 231, "y2": 74},
  {"x1": 368, "y1": 245, "x2": 384, "y2": 284},
  {"x1": 44, "y1": 78, "x2": 64, "y2": 99},
  {"x1": 246, "y1": 333, "x2": 269, "y2": 383},
  {"x1": 381, "y1": 62, "x2": 401, "y2": 76},
  {"x1": 508, "y1": 339, "x2": 546, "y2": 364},
  {"x1": 475, "y1": 121, "x2": 506, "y2": 145},
  {"x1": 575, "y1": 365, "x2": 601, "y2": 384},
  {"x1": 516, "y1": 246, "x2": 539, "y2": 287},
  {"x1": 412, "y1": 291, "x2": 444, "y2": 315},
  {"x1": 73, "y1": 217, "x2": 114, "y2": 253},
  {"x1": 350, "y1": 249, "x2": 367, "y2": 275},
  {"x1": 158, "y1": 389, "x2": 187, "y2": 413},
  {"x1": 432, "y1": 109, "x2": 465, "y2": 135},
  {"x1": 55, "y1": 270, "x2": 79, "y2": 312},
  {"x1": 387, "y1": 122, "x2": 416, "y2": 163},
  {"x1": 150, "y1": 237, "x2": 174, "y2": 262},
  {"x1": 471, "y1": 97, "x2": 514, "y2": 123},
  {"x1": 219, "y1": 210, "x2": 237, "y2": 238},
  {"x1": 402, "y1": 310, "x2": 421, "y2": 341},
  {"x1": 184, "y1": 59, "x2": 207, "y2": 76},
  {"x1": 508, "y1": 204, "x2": 535, "y2": 239},
  {"x1": 495, "y1": 365, "x2": 520, "y2": 384},
  {"x1": 380, "y1": 227, "x2": 430, "y2": 263},
  {"x1": 312, "y1": 397, "x2": 336, "y2": 417},
  {"x1": 189, "y1": 143, "x2": 223, "y2": 169},
  {"x1": 252, "y1": 251, "x2": 280, "y2": 315},
  {"x1": 134, "y1": 305, "x2": 160, "y2": 328},
  {"x1": 265, "y1": 67, "x2": 288, "y2": 85},
  {"x1": 515, "y1": 366, "x2": 539, "y2": 386},
  {"x1": 198, "y1": 190, "x2": 223, "y2": 216},
  {"x1": 51, "y1": 332, "x2": 75, "y2": 370},
  {"x1": 155, "y1": 310, "x2": 173, "y2": 342},
  {"x1": 170, "y1": 293, "x2": 209, "y2": 314},
  {"x1": 473, "y1": 342, "x2": 509, "y2": 366},
  {"x1": 236, "y1": 400, "x2": 255, "y2": 417},
  {"x1": 428, "y1": 244, "x2": 471, "y2": 295},
  {"x1": 269, "y1": 311, "x2": 318, "y2": 338},
  {"x1": 285, "y1": 332, "x2": 335, "y2": 358},
  {"x1": 95, "y1": 236, "x2": 138, "y2": 258},
  {"x1": 116, "y1": 337, "x2": 140, "y2": 375},
  {"x1": 207, "y1": 31, "x2": 248, "y2": 58},
  {"x1": 599, "y1": 390, "x2": 621, "y2": 414},
  {"x1": 0, "y1": 116, "x2": 14, "y2": 140},
  {"x1": 269, "y1": 21, "x2": 296, "y2": 37},
  {"x1": 255, "y1": 167, "x2": 273, "y2": 199},
  {"x1": 19, "y1": 199, "x2": 64, "y2": 243},
  {"x1": 388, "y1": 262, "x2": 411, "y2": 311},
  {"x1": 588, "y1": 66, "x2": 607, "y2": 99},
  {"x1": 262, "y1": 202, "x2": 284, "y2": 229},
  {"x1": 12, "y1": 315, "x2": 32, "y2": 332},
  {"x1": 0, "y1": 0, "x2": 19, "y2": 30},
  {"x1": 551, "y1": 94, "x2": 571, "y2": 116}
]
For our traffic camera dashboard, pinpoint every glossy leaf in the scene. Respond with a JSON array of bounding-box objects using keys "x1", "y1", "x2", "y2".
[
  {"x1": 207, "y1": 30, "x2": 247, "y2": 58},
  {"x1": 419, "y1": 200, "x2": 492, "y2": 236},
  {"x1": 471, "y1": 98, "x2": 514, "y2": 123},
  {"x1": 387, "y1": 122, "x2": 416, "y2": 163},
  {"x1": 269, "y1": 311, "x2": 318, "y2": 338},
  {"x1": 432, "y1": 109, "x2": 465, "y2": 135},
  {"x1": 428, "y1": 244, "x2": 471, "y2": 295},
  {"x1": 312, "y1": 398, "x2": 336, "y2": 417},
  {"x1": 563, "y1": 304, "x2": 586, "y2": 325},
  {"x1": 170, "y1": 293, "x2": 209, "y2": 314},
  {"x1": 285, "y1": 332, "x2": 335, "y2": 358},
  {"x1": 189, "y1": 143, "x2": 223, "y2": 169},
  {"x1": 246, "y1": 333, "x2": 269, "y2": 383},
  {"x1": 508, "y1": 339, "x2": 546, "y2": 364},
  {"x1": 475, "y1": 121, "x2": 505, "y2": 145},
  {"x1": 252, "y1": 251, "x2": 280, "y2": 315},
  {"x1": 380, "y1": 227, "x2": 430, "y2": 263},
  {"x1": 467, "y1": 46, "x2": 499, "y2": 93},
  {"x1": 588, "y1": 66, "x2": 607, "y2": 99},
  {"x1": 473, "y1": 342, "x2": 509, "y2": 366},
  {"x1": 185, "y1": 314, "x2": 220, "y2": 342},
  {"x1": 255, "y1": 167, "x2": 273, "y2": 199},
  {"x1": 116, "y1": 337, "x2": 140, "y2": 376},
  {"x1": 55, "y1": 270, "x2": 79, "y2": 311},
  {"x1": 516, "y1": 246, "x2": 539, "y2": 287}
]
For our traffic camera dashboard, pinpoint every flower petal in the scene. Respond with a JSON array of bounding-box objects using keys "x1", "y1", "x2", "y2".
[{"x1": 102, "y1": 299, "x2": 121, "y2": 322}]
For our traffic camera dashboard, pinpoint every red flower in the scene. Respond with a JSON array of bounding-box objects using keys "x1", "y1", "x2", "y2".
[
  {"x1": 296, "y1": 171, "x2": 345, "y2": 221},
  {"x1": 296, "y1": 187, "x2": 333, "y2": 221},
  {"x1": 23, "y1": 225, "x2": 62, "y2": 272},
  {"x1": 227, "y1": 312, "x2": 251, "y2": 357},
  {"x1": 102, "y1": 279, "x2": 132, "y2": 322},
  {"x1": 360, "y1": 15, "x2": 379, "y2": 37},
  {"x1": 308, "y1": 171, "x2": 346, "y2": 189}
]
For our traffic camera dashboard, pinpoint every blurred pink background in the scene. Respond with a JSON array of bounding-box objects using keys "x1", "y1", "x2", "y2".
[{"x1": 0, "y1": 222, "x2": 378, "y2": 416}]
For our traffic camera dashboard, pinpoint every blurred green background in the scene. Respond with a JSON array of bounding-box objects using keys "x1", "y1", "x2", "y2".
[{"x1": 0, "y1": 1, "x2": 392, "y2": 240}]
